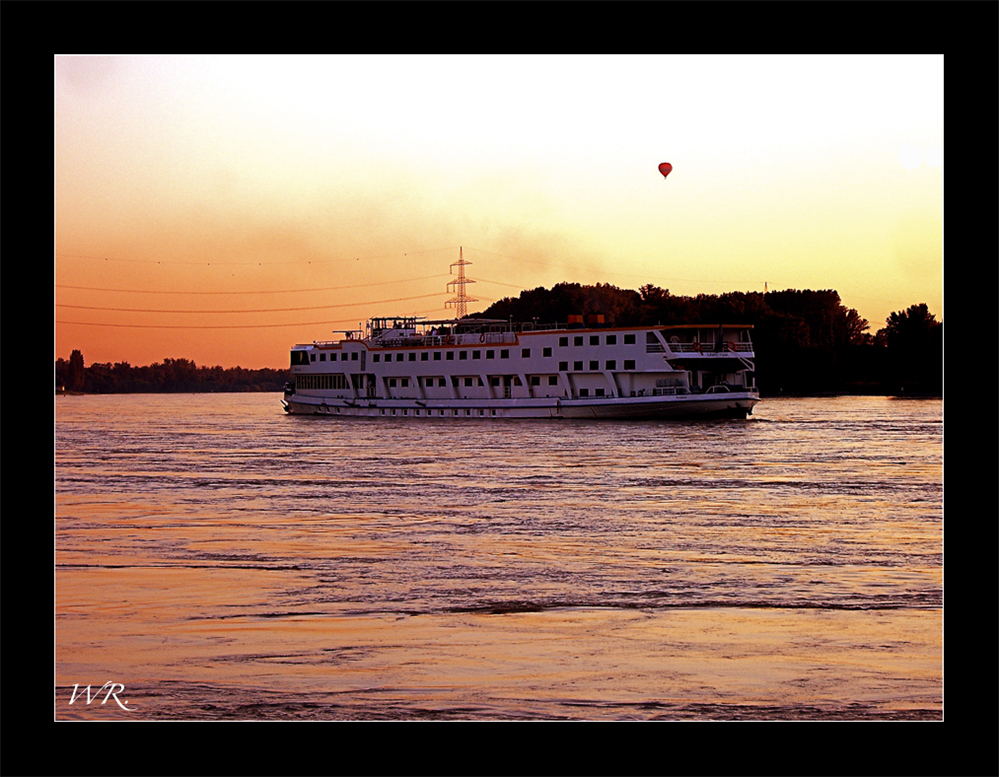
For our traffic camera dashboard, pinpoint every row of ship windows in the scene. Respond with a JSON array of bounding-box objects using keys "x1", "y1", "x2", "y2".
[
  {"x1": 310, "y1": 333, "x2": 639, "y2": 363},
  {"x1": 375, "y1": 348, "x2": 518, "y2": 362},
  {"x1": 298, "y1": 363, "x2": 643, "y2": 393},
  {"x1": 297, "y1": 374, "x2": 352, "y2": 390},
  {"x1": 313, "y1": 351, "x2": 359, "y2": 362},
  {"x1": 386, "y1": 376, "x2": 552, "y2": 388},
  {"x1": 372, "y1": 348, "x2": 639, "y2": 363}
]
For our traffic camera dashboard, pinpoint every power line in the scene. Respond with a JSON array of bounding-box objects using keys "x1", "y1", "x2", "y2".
[
  {"x1": 58, "y1": 245, "x2": 767, "y2": 299},
  {"x1": 55, "y1": 274, "x2": 450, "y2": 295},
  {"x1": 59, "y1": 246, "x2": 766, "y2": 290},
  {"x1": 56, "y1": 319, "x2": 364, "y2": 330},
  {"x1": 56, "y1": 292, "x2": 447, "y2": 315},
  {"x1": 54, "y1": 246, "x2": 459, "y2": 265}
]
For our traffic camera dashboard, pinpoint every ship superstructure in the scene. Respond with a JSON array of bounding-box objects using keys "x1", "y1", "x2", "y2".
[{"x1": 283, "y1": 313, "x2": 759, "y2": 419}]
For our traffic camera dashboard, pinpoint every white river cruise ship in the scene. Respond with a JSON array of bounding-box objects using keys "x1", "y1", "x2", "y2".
[{"x1": 283, "y1": 314, "x2": 760, "y2": 419}]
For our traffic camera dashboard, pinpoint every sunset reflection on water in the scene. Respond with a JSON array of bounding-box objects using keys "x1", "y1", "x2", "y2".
[{"x1": 56, "y1": 394, "x2": 942, "y2": 720}]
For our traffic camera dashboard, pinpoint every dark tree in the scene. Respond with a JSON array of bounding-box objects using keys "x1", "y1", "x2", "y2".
[
  {"x1": 68, "y1": 350, "x2": 86, "y2": 392},
  {"x1": 877, "y1": 303, "x2": 942, "y2": 394}
]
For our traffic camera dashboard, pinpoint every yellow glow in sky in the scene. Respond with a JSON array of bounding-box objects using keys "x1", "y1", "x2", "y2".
[{"x1": 56, "y1": 55, "x2": 943, "y2": 369}]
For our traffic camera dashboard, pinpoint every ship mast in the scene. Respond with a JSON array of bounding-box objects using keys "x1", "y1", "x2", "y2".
[{"x1": 445, "y1": 246, "x2": 477, "y2": 320}]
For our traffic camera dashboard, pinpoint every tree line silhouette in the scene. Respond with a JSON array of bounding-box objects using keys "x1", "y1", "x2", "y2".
[
  {"x1": 55, "y1": 284, "x2": 941, "y2": 396},
  {"x1": 478, "y1": 283, "x2": 942, "y2": 396},
  {"x1": 55, "y1": 354, "x2": 287, "y2": 394}
]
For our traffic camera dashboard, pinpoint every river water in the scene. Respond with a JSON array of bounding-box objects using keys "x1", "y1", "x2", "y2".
[{"x1": 54, "y1": 394, "x2": 942, "y2": 721}]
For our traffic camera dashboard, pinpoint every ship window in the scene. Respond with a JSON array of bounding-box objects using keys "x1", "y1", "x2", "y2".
[
  {"x1": 388, "y1": 378, "x2": 397, "y2": 387},
  {"x1": 559, "y1": 337, "x2": 569, "y2": 347},
  {"x1": 500, "y1": 349, "x2": 510, "y2": 359},
  {"x1": 522, "y1": 348, "x2": 531, "y2": 358},
  {"x1": 490, "y1": 376, "x2": 501, "y2": 387},
  {"x1": 401, "y1": 378, "x2": 409, "y2": 387},
  {"x1": 434, "y1": 352, "x2": 442, "y2": 360},
  {"x1": 319, "y1": 353, "x2": 327, "y2": 361},
  {"x1": 606, "y1": 335, "x2": 617, "y2": 345},
  {"x1": 310, "y1": 354, "x2": 316, "y2": 362},
  {"x1": 446, "y1": 352, "x2": 455, "y2": 360},
  {"x1": 530, "y1": 376, "x2": 541, "y2": 386},
  {"x1": 548, "y1": 376, "x2": 559, "y2": 385},
  {"x1": 373, "y1": 354, "x2": 381, "y2": 362},
  {"x1": 589, "y1": 360, "x2": 599, "y2": 370},
  {"x1": 439, "y1": 378, "x2": 447, "y2": 387},
  {"x1": 624, "y1": 360, "x2": 636, "y2": 370},
  {"x1": 559, "y1": 361, "x2": 568, "y2": 371},
  {"x1": 590, "y1": 336, "x2": 599, "y2": 345},
  {"x1": 606, "y1": 360, "x2": 617, "y2": 370},
  {"x1": 459, "y1": 351, "x2": 468, "y2": 360},
  {"x1": 408, "y1": 353, "x2": 416, "y2": 361},
  {"x1": 573, "y1": 336, "x2": 583, "y2": 346},
  {"x1": 486, "y1": 350, "x2": 495, "y2": 359},
  {"x1": 579, "y1": 388, "x2": 589, "y2": 397},
  {"x1": 473, "y1": 350, "x2": 481, "y2": 359},
  {"x1": 624, "y1": 334, "x2": 636, "y2": 345},
  {"x1": 421, "y1": 352, "x2": 429, "y2": 361},
  {"x1": 543, "y1": 347, "x2": 552, "y2": 357},
  {"x1": 595, "y1": 388, "x2": 605, "y2": 397},
  {"x1": 464, "y1": 378, "x2": 474, "y2": 386},
  {"x1": 352, "y1": 352, "x2": 358, "y2": 360},
  {"x1": 574, "y1": 361, "x2": 583, "y2": 370}
]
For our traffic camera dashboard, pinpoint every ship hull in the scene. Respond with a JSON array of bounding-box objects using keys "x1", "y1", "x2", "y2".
[{"x1": 282, "y1": 391, "x2": 759, "y2": 420}]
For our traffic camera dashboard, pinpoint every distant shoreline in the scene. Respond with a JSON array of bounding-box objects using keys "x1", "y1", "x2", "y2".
[{"x1": 56, "y1": 388, "x2": 941, "y2": 399}]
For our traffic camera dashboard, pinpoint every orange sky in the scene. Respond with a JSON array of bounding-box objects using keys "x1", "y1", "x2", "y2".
[{"x1": 56, "y1": 55, "x2": 943, "y2": 369}]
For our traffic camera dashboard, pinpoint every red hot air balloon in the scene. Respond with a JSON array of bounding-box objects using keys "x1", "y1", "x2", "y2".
[{"x1": 658, "y1": 162, "x2": 672, "y2": 179}]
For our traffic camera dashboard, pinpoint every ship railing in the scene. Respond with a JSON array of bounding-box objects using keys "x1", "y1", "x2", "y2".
[
  {"x1": 374, "y1": 332, "x2": 518, "y2": 349},
  {"x1": 632, "y1": 384, "x2": 752, "y2": 397},
  {"x1": 695, "y1": 384, "x2": 754, "y2": 394},
  {"x1": 454, "y1": 331, "x2": 518, "y2": 346},
  {"x1": 631, "y1": 387, "x2": 690, "y2": 397},
  {"x1": 668, "y1": 342, "x2": 754, "y2": 354}
]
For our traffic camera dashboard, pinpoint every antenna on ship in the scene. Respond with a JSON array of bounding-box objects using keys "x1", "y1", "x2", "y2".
[{"x1": 446, "y1": 246, "x2": 477, "y2": 320}]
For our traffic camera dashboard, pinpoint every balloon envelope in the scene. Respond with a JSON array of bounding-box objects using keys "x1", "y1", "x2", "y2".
[{"x1": 658, "y1": 162, "x2": 672, "y2": 178}]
